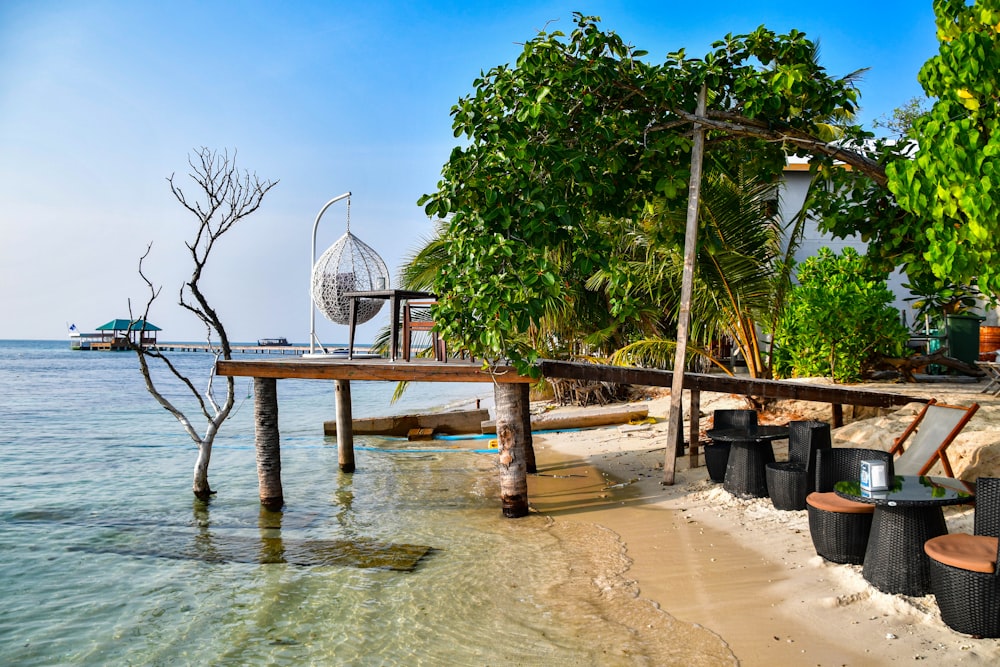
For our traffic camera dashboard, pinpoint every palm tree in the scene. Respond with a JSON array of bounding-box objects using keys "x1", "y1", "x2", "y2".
[{"x1": 597, "y1": 160, "x2": 786, "y2": 377}]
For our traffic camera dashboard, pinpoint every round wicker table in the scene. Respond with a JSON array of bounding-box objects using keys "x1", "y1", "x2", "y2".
[
  {"x1": 706, "y1": 425, "x2": 788, "y2": 499},
  {"x1": 834, "y1": 475, "x2": 975, "y2": 597}
]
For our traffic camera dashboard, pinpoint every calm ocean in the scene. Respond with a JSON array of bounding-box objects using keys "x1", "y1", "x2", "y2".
[{"x1": 0, "y1": 340, "x2": 709, "y2": 666}]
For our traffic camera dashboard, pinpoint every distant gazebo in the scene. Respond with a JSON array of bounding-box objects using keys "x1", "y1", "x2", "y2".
[{"x1": 96, "y1": 319, "x2": 161, "y2": 349}]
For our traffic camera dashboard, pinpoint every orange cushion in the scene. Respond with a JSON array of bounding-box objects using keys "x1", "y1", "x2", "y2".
[
  {"x1": 924, "y1": 534, "x2": 998, "y2": 574},
  {"x1": 806, "y1": 491, "x2": 875, "y2": 514}
]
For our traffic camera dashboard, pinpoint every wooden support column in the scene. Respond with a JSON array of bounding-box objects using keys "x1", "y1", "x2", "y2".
[
  {"x1": 519, "y1": 382, "x2": 537, "y2": 474},
  {"x1": 663, "y1": 83, "x2": 707, "y2": 486},
  {"x1": 674, "y1": 398, "x2": 685, "y2": 456},
  {"x1": 688, "y1": 389, "x2": 701, "y2": 468},
  {"x1": 253, "y1": 377, "x2": 283, "y2": 510},
  {"x1": 336, "y1": 379, "x2": 356, "y2": 473},
  {"x1": 832, "y1": 404, "x2": 844, "y2": 428},
  {"x1": 494, "y1": 382, "x2": 529, "y2": 518}
]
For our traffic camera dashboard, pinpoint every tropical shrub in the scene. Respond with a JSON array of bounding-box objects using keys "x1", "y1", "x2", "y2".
[{"x1": 772, "y1": 247, "x2": 909, "y2": 382}]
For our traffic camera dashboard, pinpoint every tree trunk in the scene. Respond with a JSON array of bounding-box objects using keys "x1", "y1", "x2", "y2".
[
  {"x1": 192, "y1": 443, "x2": 213, "y2": 500},
  {"x1": 254, "y1": 377, "x2": 283, "y2": 510},
  {"x1": 494, "y1": 382, "x2": 529, "y2": 518}
]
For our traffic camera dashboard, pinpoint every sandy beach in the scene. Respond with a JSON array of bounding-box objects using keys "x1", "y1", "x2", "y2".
[{"x1": 524, "y1": 381, "x2": 1000, "y2": 665}]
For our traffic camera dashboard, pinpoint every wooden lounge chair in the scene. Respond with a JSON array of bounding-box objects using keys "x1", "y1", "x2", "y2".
[
  {"x1": 977, "y1": 360, "x2": 1000, "y2": 397},
  {"x1": 890, "y1": 400, "x2": 980, "y2": 477},
  {"x1": 924, "y1": 477, "x2": 1000, "y2": 637}
]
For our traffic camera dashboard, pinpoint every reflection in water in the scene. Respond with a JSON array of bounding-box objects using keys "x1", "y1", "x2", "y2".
[
  {"x1": 62, "y1": 497, "x2": 431, "y2": 570},
  {"x1": 258, "y1": 504, "x2": 284, "y2": 564}
]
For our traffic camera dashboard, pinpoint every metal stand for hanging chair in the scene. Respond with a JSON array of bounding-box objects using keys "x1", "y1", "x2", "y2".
[{"x1": 306, "y1": 192, "x2": 391, "y2": 358}]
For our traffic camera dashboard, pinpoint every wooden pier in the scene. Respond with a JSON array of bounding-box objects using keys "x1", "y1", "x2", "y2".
[
  {"x1": 155, "y1": 342, "x2": 318, "y2": 355},
  {"x1": 215, "y1": 356, "x2": 929, "y2": 518},
  {"x1": 216, "y1": 357, "x2": 536, "y2": 517}
]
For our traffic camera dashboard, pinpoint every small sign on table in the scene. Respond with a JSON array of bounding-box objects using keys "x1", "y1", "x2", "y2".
[{"x1": 861, "y1": 459, "x2": 889, "y2": 492}]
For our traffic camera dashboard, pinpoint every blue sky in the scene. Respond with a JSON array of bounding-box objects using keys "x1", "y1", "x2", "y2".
[{"x1": 0, "y1": 0, "x2": 938, "y2": 343}]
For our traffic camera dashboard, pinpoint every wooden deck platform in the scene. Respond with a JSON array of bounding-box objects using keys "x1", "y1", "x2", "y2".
[
  {"x1": 539, "y1": 360, "x2": 928, "y2": 410},
  {"x1": 216, "y1": 357, "x2": 535, "y2": 383},
  {"x1": 156, "y1": 343, "x2": 316, "y2": 355},
  {"x1": 214, "y1": 356, "x2": 934, "y2": 517},
  {"x1": 215, "y1": 356, "x2": 535, "y2": 516}
]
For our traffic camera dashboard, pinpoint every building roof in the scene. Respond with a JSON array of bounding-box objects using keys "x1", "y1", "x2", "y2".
[{"x1": 95, "y1": 318, "x2": 161, "y2": 332}]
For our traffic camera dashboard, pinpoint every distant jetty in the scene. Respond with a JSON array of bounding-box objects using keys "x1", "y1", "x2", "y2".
[{"x1": 69, "y1": 319, "x2": 161, "y2": 351}]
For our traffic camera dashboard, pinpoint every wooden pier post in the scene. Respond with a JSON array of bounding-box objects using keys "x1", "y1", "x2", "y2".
[
  {"x1": 519, "y1": 382, "x2": 537, "y2": 474},
  {"x1": 688, "y1": 389, "x2": 701, "y2": 467},
  {"x1": 254, "y1": 377, "x2": 284, "y2": 510},
  {"x1": 335, "y1": 379, "x2": 356, "y2": 473},
  {"x1": 494, "y1": 382, "x2": 530, "y2": 518}
]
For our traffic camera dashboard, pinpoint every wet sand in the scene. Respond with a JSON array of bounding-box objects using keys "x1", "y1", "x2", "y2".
[{"x1": 525, "y1": 389, "x2": 1000, "y2": 666}]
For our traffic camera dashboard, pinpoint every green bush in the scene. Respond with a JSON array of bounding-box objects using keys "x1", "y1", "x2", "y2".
[{"x1": 772, "y1": 247, "x2": 909, "y2": 383}]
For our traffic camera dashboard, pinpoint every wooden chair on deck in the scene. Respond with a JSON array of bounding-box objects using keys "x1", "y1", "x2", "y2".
[{"x1": 402, "y1": 301, "x2": 446, "y2": 362}]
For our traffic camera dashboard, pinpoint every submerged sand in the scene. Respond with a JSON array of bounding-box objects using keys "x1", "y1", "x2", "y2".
[{"x1": 525, "y1": 380, "x2": 1000, "y2": 665}]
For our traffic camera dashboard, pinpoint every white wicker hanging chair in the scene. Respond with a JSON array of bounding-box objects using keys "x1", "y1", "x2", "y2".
[{"x1": 311, "y1": 202, "x2": 390, "y2": 326}]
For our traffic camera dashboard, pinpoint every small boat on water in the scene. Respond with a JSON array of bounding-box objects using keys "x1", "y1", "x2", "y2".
[
  {"x1": 69, "y1": 319, "x2": 161, "y2": 351},
  {"x1": 257, "y1": 337, "x2": 289, "y2": 347}
]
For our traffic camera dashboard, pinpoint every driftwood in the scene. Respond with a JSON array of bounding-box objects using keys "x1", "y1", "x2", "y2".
[
  {"x1": 324, "y1": 408, "x2": 490, "y2": 437},
  {"x1": 872, "y1": 350, "x2": 985, "y2": 383},
  {"x1": 482, "y1": 404, "x2": 648, "y2": 433}
]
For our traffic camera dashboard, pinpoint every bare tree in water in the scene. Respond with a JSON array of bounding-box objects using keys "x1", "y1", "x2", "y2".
[{"x1": 130, "y1": 147, "x2": 278, "y2": 500}]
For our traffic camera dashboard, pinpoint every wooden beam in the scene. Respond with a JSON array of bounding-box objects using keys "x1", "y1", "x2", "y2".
[
  {"x1": 324, "y1": 409, "x2": 490, "y2": 437},
  {"x1": 688, "y1": 389, "x2": 701, "y2": 468},
  {"x1": 539, "y1": 360, "x2": 927, "y2": 409},
  {"x1": 664, "y1": 83, "x2": 708, "y2": 486},
  {"x1": 217, "y1": 358, "x2": 533, "y2": 383},
  {"x1": 482, "y1": 404, "x2": 648, "y2": 433}
]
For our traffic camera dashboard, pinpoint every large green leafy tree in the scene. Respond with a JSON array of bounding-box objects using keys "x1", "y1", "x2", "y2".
[
  {"x1": 421, "y1": 14, "x2": 874, "y2": 374},
  {"x1": 814, "y1": 0, "x2": 1000, "y2": 302}
]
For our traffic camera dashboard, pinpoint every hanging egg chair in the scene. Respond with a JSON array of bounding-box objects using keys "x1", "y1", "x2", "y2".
[{"x1": 310, "y1": 198, "x2": 390, "y2": 326}]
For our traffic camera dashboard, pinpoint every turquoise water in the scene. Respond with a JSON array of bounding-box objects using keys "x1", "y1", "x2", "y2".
[{"x1": 0, "y1": 340, "x2": 707, "y2": 665}]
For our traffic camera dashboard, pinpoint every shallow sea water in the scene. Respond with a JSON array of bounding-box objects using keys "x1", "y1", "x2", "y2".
[{"x1": 0, "y1": 340, "x2": 716, "y2": 665}]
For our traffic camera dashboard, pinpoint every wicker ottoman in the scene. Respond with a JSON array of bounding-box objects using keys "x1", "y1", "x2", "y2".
[
  {"x1": 766, "y1": 461, "x2": 809, "y2": 511},
  {"x1": 704, "y1": 442, "x2": 731, "y2": 483}
]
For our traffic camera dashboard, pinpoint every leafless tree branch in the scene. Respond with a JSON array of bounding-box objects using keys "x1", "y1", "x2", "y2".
[{"x1": 132, "y1": 147, "x2": 278, "y2": 499}]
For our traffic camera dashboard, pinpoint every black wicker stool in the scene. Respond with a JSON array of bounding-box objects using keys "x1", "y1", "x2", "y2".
[
  {"x1": 723, "y1": 437, "x2": 777, "y2": 498},
  {"x1": 925, "y1": 477, "x2": 1000, "y2": 637},
  {"x1": 766, "y1": 462, "x2": 808, "y2": 511},
  {"x1": 929, "y1": 551, "x2": 1000, "y2": 637},
  {"x1": 704, "y1": 443, "x2": 731, "y2": 483}
]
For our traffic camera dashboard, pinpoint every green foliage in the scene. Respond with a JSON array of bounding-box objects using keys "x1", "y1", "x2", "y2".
[
  {"x1": 772, "y1": 248, "x2": 909, "y2": 383},
  {"x1": 872, "y1": 96, "x2": 929, "y2": 137},
  {"x1": 884, "y1": 0, "x2": 1000, "y2": 298},
  {"x1": 592, "y1": 159, "x2": 786, "y2": 377},
  {"x1": 903, "y1": 274, "x2": 980, "y2": 330},
  {"x1": 420, "y1": 14, "x2": 865, "y2": 374}
]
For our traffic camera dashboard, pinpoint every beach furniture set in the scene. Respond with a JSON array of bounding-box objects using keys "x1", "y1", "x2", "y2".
[{"x1": 707, "y1": 402, "x2": 998, "y2": 637}]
